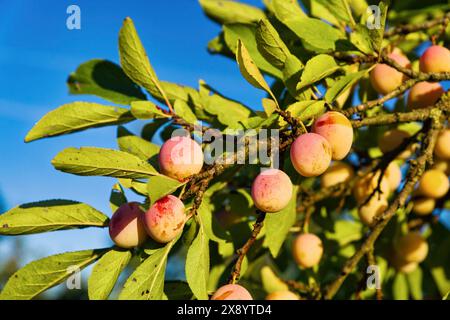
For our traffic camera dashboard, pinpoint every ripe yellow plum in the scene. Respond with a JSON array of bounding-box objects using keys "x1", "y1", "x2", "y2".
[
  {"x1": 434, "y1": 129, "x2": 450, "y2": 160},
  {"x1": 417, "y1": 169, "x2": 449, "y2": 199},
  {"x1": 370, "y1": 53, "x2": 411, "y2": 95},
  {"x1": 358, "y1": 196, "x2": 388, "y2": 226},
  {"x1": 407, "y1": 82, "x2": 444, "y2": 110},
  {"x1": 109, "y1": 202, "x2": 147, "y2": 249},
  {"x1": 412, "y1": 198, "x2": 435, "y2": 216},
  {"x1": 211, "y1": 284, "x2": 253, "y2": 300},
  {"x1": 266, "y1": 290, "x2": 300, "y2": 300},
  {"x1": 320, "y1": 162, "x2": 354, "y2": 188},
  {"x1": 292, "y1": 233, "x2": 323, "y2": 268},
  {"x1": 251, "y1": 169, "x2": 293, "y2": 213},
  {"x1": 396, "y1": 232, "x2": 429, "y2": 263},
  {"x1": 378, "y1": 129, "x2": 411, "y2": 159},
  {"x1": 290, "y1": 133, "x2": 332, "y2": 177},
  {"x1": 419, "y1": 45, "x2": 450, "y2": 73}
]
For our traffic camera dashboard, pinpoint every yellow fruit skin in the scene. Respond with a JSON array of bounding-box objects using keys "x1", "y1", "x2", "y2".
[
  {"x1": 370, "y1": 53, "x2": 411, "y2": 95},
  {"x1": 412, "y1": 198, "x2": 435, "y2": 216},
  {"x1": 292, "y1": 233, "x2": 323, "y2": 268},
  {"x1": 417, "y1": 169, "x2": 449, "y2": 199},
  {"x1": 320, "y1": 162, "x2": 355, "y2": 188},
  {"x1": 407, "y1": 82, "x2": 444, "y2": 110},
  {"x1": 211, "y1": 284, "x2": 253, "y2": 300},
  {"x1": 396, "y1": 232, "x2": 429, "y2": 263},
  {"x1": 385, "y1": 162, "x2": 402, "y2": 191},
  {"x1": 251, "y1": 169, "x2": 293, "y2": 213},
  {"x1": 378, "y1": 129, "x2": 411, "y2": 159},
  {"x1": 419, "y1": 45, "x2": 450, "y2": 73},
  {"x1": 290, "y1": 133, "x2": 332, "y2": 177},
  {"x1": 353, "y1": 171, "x2": 391, "y2": 204},
  {"x1": 358, "y1": 196, "x2": 388, "y2": 226},
  {"x1": 434, "y1": 129, "x2": 450, "y2": 160},
  {"x1": 432, "y1": 158, "x2": 450, "y2": 176},
  {"x1": 266, "y1": 291, "x2": 300, "y2": 300}
]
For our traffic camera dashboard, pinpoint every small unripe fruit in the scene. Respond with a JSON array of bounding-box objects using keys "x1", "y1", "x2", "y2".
[
  {"x1": 417, "y1": 169, "x2": 449, "y2": 199},
  {"x1": 211, "y1": 284, "x2": 253, "y2": 300},
  {"x1": 158, "y1": 136, "x2": 204, "y2": 181},
  {"x1": 396, "y1": 232, "x2": 429, "y2": 263},
  {"x1": 312, "y1": 111, "x2": 353, "y2": 160},
  {"x1": 412, "y1": 198, "x2": 435, "y2": 216},
  {"x1": 358, "y1": 196, "x2": 388, "y2": 226},
  {"x1": 378, "y1": 129, "x2": 411, "y2": 159},
  {"x1": 266, "y1": 290, "x2": 299, "y2": 300},
  {"x1": 370, "y1": 53, "x2": 411, "y2": 95},
  {"x1": 353, "y1": 171, "x2": 391, "y2": 204},
  {"x1": 290, "y1": 133, "x2": 332, "y2": 177},
  {"x1": 320, "y1": 162, "x2": 354, "y2": 188},
  {"x1": 434, "y1": 129, "x2": 450, "y2": 160},
  {"x1": 407, "y1": 82, "x2": 444, "y2": 110},
  {"x1": 419, "y1": 45, "x2": 450, "y2": 73},
  {"x1": 292, "y1": 233, "x2": 323, "y2": 268},
  {"x1": 144, "y1": 195, "x2": 186, "y2": 243},
  {"x1": 385, "y1": 162, "x2": 402, "y2": 191},
  {"x1": 109, "y1": 202, "x2": 147, "y2": 249},
  {"x1": 251, "y1": 169, "x2": 293, "y2": 213}
]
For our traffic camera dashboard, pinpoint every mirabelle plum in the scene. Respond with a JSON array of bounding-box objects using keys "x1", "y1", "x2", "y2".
[
  {"x1": 312, "y1": 111, "x2": 353, "y2": 160},
  {"x1": 417, "y1": 169, "x2": 449, "y2": 199},
  {"x1": 396, "y1": 232, "x2": 429, "y2": 263},
  {"x1": 407, "y1": 82, "x2": 444, "y2": 110},
  {"x1": 412, "y1": 198, "x2": 435, "y2": 216},
  {"x1": 353, "y1": 171, "x2": 391, "y2": 204},
  {"x1": 370, "y1": 53, "x2": 411, "y2": 95},
  {"x1": 292, "y1": 233, "x2": 323, "y2": 268},
  {"x1": 320, "y1": 162, "x2": 354, "y2": 188},
  {"x1": 109, "y1": 202, "x2": 147, "y2": 249},
  {"x1": 266, "y1": 290, "x2": 300, "y2": 300},
  {"x1": 432, "y1": 158, "x2": 450, "y2": 175},
  {"x1": 143, "y1": 195, "x2": 186, "y2": 243},
  {"x1": 378, "y1": 129, "x2": 411, "y2": 159},
  {"x1": 390, "y1": 252, "x2": 419, "y2": 274},
  {"x1": 434, "y1": 129, "x2": 450, "y2": 160},
  {"x1": 158, "y1": 136, "x2": 204, "y2": 181},
  {"x1": 419, "y1": 45, "x2": 450, "y2": 73},
  {"x1": 211, "y1": 284, "x2": 253, "y2": 300},
  {"x1": 290, "y1": 133, "x2": 332, "y2": 177},
  {"x1": 251, "y1": 169, "x2": 293, "y2": 213},
  {"x1": 385, "y1": 162, "x2": 402, "y2": 191},
  {"x1": 358, "y1": 196, "x2": 388, "y2": 226}
]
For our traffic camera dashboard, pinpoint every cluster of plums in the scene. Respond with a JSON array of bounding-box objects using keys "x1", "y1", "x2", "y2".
[{"x1": 370, "y1": 45, "x2": 450, "y2": 109}]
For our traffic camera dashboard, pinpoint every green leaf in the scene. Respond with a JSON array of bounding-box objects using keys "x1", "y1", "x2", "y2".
[
  {"x1": 119, "y1": 236, "x2": 179, "y2": 300},
  {"x1": 130, "y1": 101, "x2": 169, "y2": 119},
  {"x1": 52, "y1": 147, "x2": 159, "y2": 179},
  {"x1": 117, "y1": 126, "x2": 160, "y2": 161},
  {"x1": 406, "y1": 266, "x2": 423, "y2": 300},
  {"x1": 199, "y1": 0, "x2": 265, "y2": 25},
  {"x1": 236, "y1": 40, "x2": 277, "y2": 104},
  {"x1": 255, "y1": 19, "x2": 291, "y2": 70},
  {"x1": 119, "y1": 18, "x2": 169, "y2": 104},
  {"x1": 25, "y1": 102, "x2": 134, "y2": 143},
  {"x1": 262, "y1": 98, "x2": 277, "y2": 117},
  {"x1": 88, "y1": 249, "x2": 132, "y2": 300},
  {"x1": 392, "y1": 273, "x2": 409, "y2": 300},
  {"x1": 296, "y1": 54, "x2": 340, "y2": 90},
  {"x1": 365, "y1": 1, "x2": 388, "y2": 53},
  {"x1": 325, "y1": 220, "x2": 363, "y2": 246},
  {"x1": 163, "y1": 281, "x2": 194, "y2": 300},
  {"x1": 0, "y1": 249, "x2": 106, "y2": 300},
  {"x1": 269, "y1": 0, "x2": 307, "y2": 24},
  {"x1": 350, "y1": 24, "x2": 375, "y2": 54},
  {"x1": 0, "y1": 200, "x2": 108, "y2": 235},
  {"x1": 174, "y1": 99, "x2": 198, "y2": 124},
  {"x1": 313, "y1": 0, "x2": 356, "y2": 26},
  {"x1": 67, "y1": 59, "x2": 146, "y2": 105},
  {"x1": 109, "y1": 183, "x2": 127, "y2": 213},
  {"x1": 223, "y1": 23, "x2": 283, "y2": 78},
  {"x1": 278, "y1": 100, "x2": 326, "y2": 126},
  {"x1": 147, "y1": 175, "x2": 185, "y2": 204},
  {"x1": 261, "y1": 265, "x2": 289, "y2": 293},
  {"x1": 282, "y1": 54, "x2": 312, "y2": 101},
  {"x1": 283, "y1": 17, "x2": 345, "y2": 52},
  {"x1": 185, "y1": 220, "x2": 210, "y2": 300},
  {"x1": 119, "y1": 178, "x2": 149, "y2": 196},
  {"x1": 263, "y1": 186, "x2": 298, "y2": 257},
  {"x1": 325, "y1": 69, "x2": 370, "y2": 103}
]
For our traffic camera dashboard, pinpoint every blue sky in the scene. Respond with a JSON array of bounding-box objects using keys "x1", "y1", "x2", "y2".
[{"x1": 0, "y1": 0, "x2": 265, "y2": 263}]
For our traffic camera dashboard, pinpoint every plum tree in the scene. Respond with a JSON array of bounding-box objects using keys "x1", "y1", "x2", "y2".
[
  {"x1": 378, "y1": 129, "x2": 411, "y2": 159},
  {"x1": 108, "y1": 202, "x2": 147, "y2": 249},
  {"x1": 290, "y1": 133, "x2": 332, "y2": 177},
  {"x1": 266, "y1": 290, "x2": 299, "y2": 300},
  {"x1": 417, "y1": 169, "x2": 449, "y2": 199},
  {"x1": 158, "y1": 136, "x2": 204, "y2": 181},
  {"x1": 353, "y1": 171, "x2": 391, "y2": 204},
  {"x1": 419, "y1": 45, "x2": 450, "y2": 73},
  {"x1": 292, "y1": 233, "x2": 323, "y2": 268},
  {"x1": 370, "y1": 52, "x2": 411, "y2": 95},
  {"x1": 143, "y1": 195, "x2": 186, "y2": 243},
  {"x1": 211, "y1": 284, "x2": 253, "y2": 300},
  {"x1": 434, "y1": 129, "x2": 450, "y2": 160},
  {"x1": 395, "y1": 232, "x2": 429, "y2": 263},
  {"x1": 358, "y1": 196, "x2": 388, "y2": 226},
  {"x1": 412, "y1": 198, "x2": 435, "y2": 216},
  {"x1": 251, "y1": 168, "x2": 293, "y2": 213},
  {"x1": 320, "y1": 162, "x2": 354, "y2": 188},
  {"x1": 312, "y1": 111, "x2": 353, "y2": 160},
  {"x1": 407, "y1": 82, "x2": 444, "y2": 110}
]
